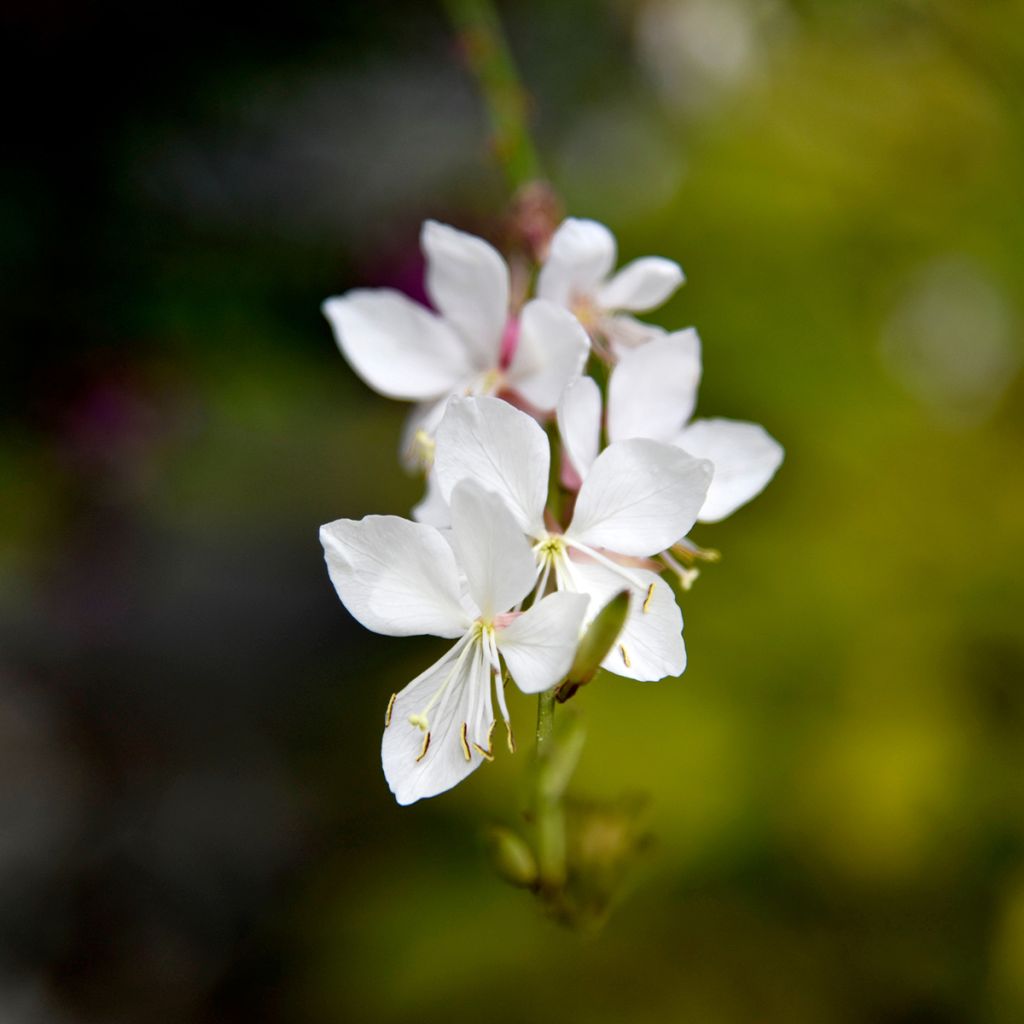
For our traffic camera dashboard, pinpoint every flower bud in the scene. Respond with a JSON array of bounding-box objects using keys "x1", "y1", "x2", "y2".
[
  {"x1": 485, "y1": 826, "x2": 539, "y2": 889},
  {"x1": 558, "y1": 590, "x2": 630, "y2": 702}
]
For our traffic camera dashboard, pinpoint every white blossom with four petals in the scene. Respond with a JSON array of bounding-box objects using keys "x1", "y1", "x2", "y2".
[
  {"x1": 537, "y1": 217, "x2": 684, "y2": 357},
  {"x1": 323, "y1": 220, "x2": 590, "y2": 468},
  {"x1": 558, "y1": 329, "x2": 784, "y2": 524},
  {"x1": 433, "y1": 396, "x2": 713, "y2": 682},
  {"x1": 320, "y1": 478, "x2": 589, "y2": 805}
]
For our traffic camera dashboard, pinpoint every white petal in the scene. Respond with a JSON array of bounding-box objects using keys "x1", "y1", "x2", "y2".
[
  {"x1": 497, "y1": 591, "x2": 589, "y2": 694},
  {"x1": 677, "y1": 418, "x2": 785, "y2": 523},
  {"x1": 566, "y1": 563, "x2": 685, "y2": 681},
  {"x1": 422, "y1": 220, "x2": 509, "y2": 368},
  {"x1": 536, "y1": 218, "x2": 617, "y2": 307},
  {"x1": 449, "y1": 479, "x2": 538, "y2": 620},
  {"x1": 568, "y1": 439, "x2": 713, "y2": 557},
  {"x1": 382, "y1": 637, "x2": 492, "y2": 805},
  {"x1": 604, "y1": 313, "x2": 667, "y2": 356},
  {"x1": 411, "y1": 472, "x2": 450, "y2": 528},
  {"x1": 433, "y1": 396, "x2": 549, "y2": 537},
  {"x1": 505, "y1": 300, "x2": 590, "y2": 411},
  {"x1": 597, "y1": 257, "x2": 684, "y2": 313},
  {"x1": 320, "y1": 516, "x2": 468, "y2": 638},
  {"x1": 322, "y1": 289, "x2": 471, "y2": 400},
  {"x1": 607, "y1": 329, "x2": 702, "y2": 444},
  {"x1": 557, "y1": 375, "x2": 602, "y2": 479}
]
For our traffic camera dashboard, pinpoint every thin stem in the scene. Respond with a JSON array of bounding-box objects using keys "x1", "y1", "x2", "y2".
[
  {"x1": 533, "y1": 686, "x2": 561, "y2": 890},
  {"x1": 536, "y1": 687, "x2": 556, "y2": 750},
  {"x1": 443, "y1": 0, "x2": 541, "y2": 188}
]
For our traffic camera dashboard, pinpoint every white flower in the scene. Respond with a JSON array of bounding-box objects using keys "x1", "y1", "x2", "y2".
[
  {"x1": 320, "y1": 479, "x2": 589, "y2": 805},
  {"x1": 558, "y1": 329, "x2": 783, "y2": 524},
  {"x1": 322, "y1": 220, "x2": 590, "y2": 468},
  {"x1": 433, "y1": 396, "x2": 713, "y2": 682},
  {"x1": 536, "y1": 218, "x2": 685, "y2": 358}
]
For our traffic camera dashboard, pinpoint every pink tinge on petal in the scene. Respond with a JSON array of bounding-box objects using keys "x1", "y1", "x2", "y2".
[
  {"x1": 498, "y1": 386, "x2": 548, "y2": 423},
  {"x1": 566, "y1": 546, "x2": 661, "y2": 572},
  {"x1": 560, "y1": 450, "x2": 583, "y2": 493},
  {"x1": 499, "y1": 316, "x2": 520, "y2": 369},
  {"x1": 494, "y1": 611, "x2": 522, "y2": 629}
]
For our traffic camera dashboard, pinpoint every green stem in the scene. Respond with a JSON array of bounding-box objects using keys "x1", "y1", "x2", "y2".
[
  {"x1": 442, "y1": 0, "x2": 541, "y2": 188},
  {"x1": 536, "y1": 687, "x2": 556, "y2": 750},
  {"x1": 533, "y1": 687, "x2": 562, "y2": 890}
]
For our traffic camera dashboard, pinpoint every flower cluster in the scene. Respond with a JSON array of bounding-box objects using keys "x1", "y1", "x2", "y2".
[{"x1": 320, "y1": 217, "x2": 783, "y2": 805}]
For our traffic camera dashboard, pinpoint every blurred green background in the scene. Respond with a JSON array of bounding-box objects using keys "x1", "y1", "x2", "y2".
[{"x1": 2, "y1": 1, "x2": 1023, "y2": 1021}]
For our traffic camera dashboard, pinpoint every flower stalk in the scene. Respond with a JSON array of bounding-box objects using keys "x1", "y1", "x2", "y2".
[
  {"x1": 535, "y1": 687, "x2": 556, "y2": 750},
  {"x1": 442, "y1": 0, "x2": 540, "y2": 188}
]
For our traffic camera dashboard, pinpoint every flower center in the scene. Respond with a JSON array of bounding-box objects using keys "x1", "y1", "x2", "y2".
[
  {"x1": 570, "y1": 293, "x2": 600, "y2": 331},
  {"x1": 468, "y1": 367, "x2": 505, "y2": 398},
  {"x1": 396, "y1": 624, "x2": 515, "y2": 765},
  {"x1": 534, "y1": 533, "x2": 566, "y2": 563}
]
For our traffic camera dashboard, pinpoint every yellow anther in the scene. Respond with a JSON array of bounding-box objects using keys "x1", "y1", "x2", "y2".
[
  {"x1": 643, "y1": 582, "x2": 655, "y2": 614},
  {"x1": 670, "y1": 540, "x2": 720, "y2": 565},
  {"x1": 678, "y1": 567, "x2": 700, "y2": 591},
  {"x1": 459, "y1": 722, "x2": 471, "y2": 762},
  {"x1": 415, "y1": 731, "x2": 431, "y2": 762},
  {"x1": 472, "y1": 742, "x2": 494, "y2": 762},
  {"x1": 505, "y1": 721, "x2": 516, "y2": 754},
  {"x1": 408, "y1": 712, "x2": 429, "y2": 732},
  {"x1": 385, "y1": 693, "x2": 397, "y2": 728},
  {"x1": 619, "y1": 643, "x2": 631, "y2": 668}
]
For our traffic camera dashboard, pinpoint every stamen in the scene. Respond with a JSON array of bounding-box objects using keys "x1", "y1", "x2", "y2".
[
  {"x1": 482, "y1": 627, "x2": 501, "y2": 673},
  {"x1": 459, "y1": 722, "x2": 471, "y2": 762},
  {"x1": 532, "y1": 557, "x2": 552, "y2": 603},
  {"x1": 385, "y1": 693, "x2": 397, "y2": 728},
  {"x1": 643, "y1": 582, "x2": 655, "y2": 614},
  {"x1": 415, "y1": 731, "x2": 431, "y2": 762},
  {"x1": 554, "y1": 548, "x2": 580, "y2": 593},
  {"x1": 406, "y1": 633, "x2": 475, "y2": 735},
  {"x1": 619, "y1": 643, "x2": 631, "y2": 668},
  {"x1": 564, "y1": 537, "x2": 645, "y2": 589},
  {"x1": 490, "y1": 640, "x2": 512, "y2": 724},
  {"x1": 471, "y1": 719, "x2": 496, "y2": 761},
  {"x1": 485, "y1": 633, "x2": 516, "y2": 755},
  {"x1": 671, "y1": 538, "x2": 720, "y2": 564},
  {"x1": 661, "y1": 550, "x2": 700, "y2": 591}
]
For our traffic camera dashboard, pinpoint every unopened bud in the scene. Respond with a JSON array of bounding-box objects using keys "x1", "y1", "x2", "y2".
[
  {"x1": 486, "y1": 826, "x2": 539, "y2": 889},
  {"x1": 558, "y1": 590, "x2": 630, "y2": 701}
]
